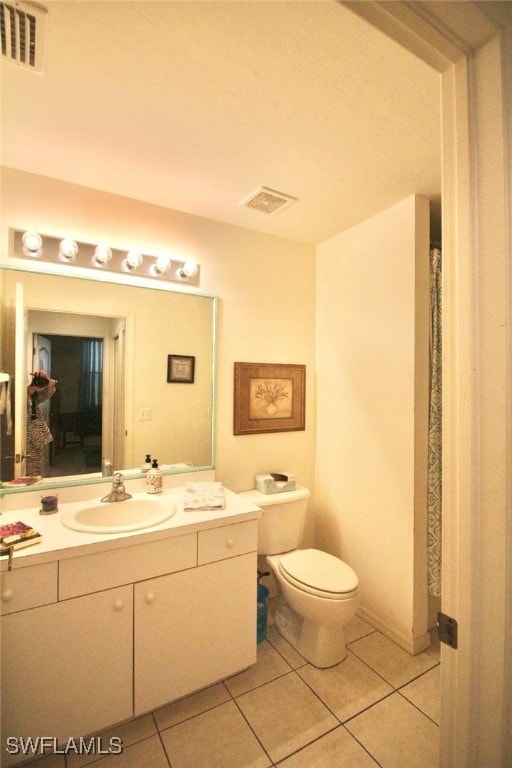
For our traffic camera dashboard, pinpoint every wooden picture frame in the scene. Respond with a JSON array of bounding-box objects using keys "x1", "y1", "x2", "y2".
[
  {"x1": 167, "y1": 355, "x2": 195, "y2": 383},
  {"x1": 234, "y1": 362, "x2": 306, "y2": 435}
]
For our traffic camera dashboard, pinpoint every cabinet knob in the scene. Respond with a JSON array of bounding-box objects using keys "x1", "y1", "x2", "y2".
[
  {"x1": 145, "y1": 592, "x2": 155, "y2": 604},
  {"x1": 1, "y1": 588, "x2": 14, "y2": 603},
  {"x1": 113, "y1": 599, "x2": 124, "y2": 611},
  {"x1": 226, "y1": 538, "x2": 235, "y2": 548}
]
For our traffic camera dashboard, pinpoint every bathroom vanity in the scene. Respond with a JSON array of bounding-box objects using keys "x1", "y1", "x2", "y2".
[{"x1": 0, "y1": 483, "x2": 261, "y2": 765}]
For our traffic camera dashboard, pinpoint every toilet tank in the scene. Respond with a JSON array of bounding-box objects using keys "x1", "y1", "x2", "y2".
[{"x1": 239, "y1": 486, "x2": 311, "y2": 555}]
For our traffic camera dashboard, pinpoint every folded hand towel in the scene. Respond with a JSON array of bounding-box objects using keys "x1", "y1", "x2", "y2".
[{"x1": 183, "y1": 482, "x2": 225, "y2": 511}]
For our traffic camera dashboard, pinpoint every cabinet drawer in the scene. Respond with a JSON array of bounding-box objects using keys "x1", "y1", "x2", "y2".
[
  {"x1": 1, "y1": 561, "x2": 58, "y2": 615},
  {"x1": 198, "y1": 520, "x2": 258, "y2": 565},
  {"x1": 59, "y1": 533, "x2": 197, "y2": 599}
]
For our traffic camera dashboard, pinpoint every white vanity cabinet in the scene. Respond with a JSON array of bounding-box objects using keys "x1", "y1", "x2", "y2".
[
  {"x1": 1, "y1": 584, "x2": 133, "y2": 764},
  {"x1": 0, "y1": 515, "x2": 258, "y2": 763},
  {"x1": 135, "y1": 552, "x2": 256, "y2": 713}
]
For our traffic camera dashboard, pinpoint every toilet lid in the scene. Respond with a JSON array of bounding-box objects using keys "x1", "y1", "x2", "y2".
[{"x1": 279, "y1": 549, "x2": 358, "y2": 596}]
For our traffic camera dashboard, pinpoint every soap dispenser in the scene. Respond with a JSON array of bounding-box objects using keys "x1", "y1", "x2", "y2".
[
  {"x1": 141, "y1": 454, "x2": 152, "y2": 473},
  {"x1": 147, "y1": 458, "x2": 163, "y2": 494}
]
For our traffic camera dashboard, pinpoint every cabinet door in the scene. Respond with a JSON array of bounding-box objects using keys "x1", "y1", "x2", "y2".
[
  {"x1": 134, "y1": 553, "x2": 256, "y2": 714},
  {"x1": 1, "y1": 585, "x2": 133, "y2": 765}
]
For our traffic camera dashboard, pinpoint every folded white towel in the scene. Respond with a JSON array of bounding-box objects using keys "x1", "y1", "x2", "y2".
[{"x1": 183, "y1": 482, "x2": 225, "y2": 511}]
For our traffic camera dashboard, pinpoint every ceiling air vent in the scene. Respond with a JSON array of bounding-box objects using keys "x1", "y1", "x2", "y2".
[
  {"x1": 1, "y1": 1, "x2": 47, "y2": 73},
  {"x1": 241, "y1": 187, "x2": 298, "y2": 216}
]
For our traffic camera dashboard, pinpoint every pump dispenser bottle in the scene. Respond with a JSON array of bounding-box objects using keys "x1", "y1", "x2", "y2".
[
  {"x1": 147, "y1": 458, "x2": 163, "y2": 494},
  {"x1": 141, "y1": 454, "x2": 152, "y2": 472}
]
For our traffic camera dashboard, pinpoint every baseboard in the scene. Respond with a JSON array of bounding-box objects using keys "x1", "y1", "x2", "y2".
[{"x1": 357, "y1": 605, "x2": 431, "y2": 656}]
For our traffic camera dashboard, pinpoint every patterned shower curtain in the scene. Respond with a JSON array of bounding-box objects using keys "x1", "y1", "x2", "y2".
[{"x1": 428, "y1": 245, "x2": 442, "y2": 596}]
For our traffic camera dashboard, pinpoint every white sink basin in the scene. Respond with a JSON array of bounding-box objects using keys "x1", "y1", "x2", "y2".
[{"x1": 61, "y1": 496, "x2": 176, "y2": 534}]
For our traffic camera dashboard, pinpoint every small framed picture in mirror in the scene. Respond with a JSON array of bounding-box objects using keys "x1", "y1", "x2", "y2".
[{"x1": 167, "y1": 355, "x2": 195, "y2": 383}]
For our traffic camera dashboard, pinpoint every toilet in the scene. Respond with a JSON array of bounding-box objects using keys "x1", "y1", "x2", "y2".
[{"x1": 239, "y1": 486, "x2": 359, "y2": 668}]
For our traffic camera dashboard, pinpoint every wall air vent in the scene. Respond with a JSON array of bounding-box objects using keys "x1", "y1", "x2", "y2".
[
  {"x1": 1, "y1": 1, "x2": 47, "y2": 73},
  {"x1": 241, "y1": 187, "x2": 298, "y2": 216}
]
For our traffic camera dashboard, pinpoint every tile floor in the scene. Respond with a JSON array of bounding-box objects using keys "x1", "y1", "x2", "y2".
[{"x1": 28, "y1": 610, "x2": 441, "y2": 768}]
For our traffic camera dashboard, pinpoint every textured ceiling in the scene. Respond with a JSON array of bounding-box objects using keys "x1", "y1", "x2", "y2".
[{"x1": 0, "y1": 1, "x2": 441, "y2": 244}]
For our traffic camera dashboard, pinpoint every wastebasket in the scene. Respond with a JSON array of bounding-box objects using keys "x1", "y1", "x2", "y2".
[{"x1": 257, "y1": 582, "x2": 269, "y2": 643}]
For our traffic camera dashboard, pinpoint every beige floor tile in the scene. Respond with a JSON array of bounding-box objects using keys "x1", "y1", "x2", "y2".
[
  {"x1": 236, "y1": 671, "x2": 339, "y2": 763},
  {"x1": 349, "y1": 631, "x2": 438, "y2": 687},
  {"x1": 278, "y1": 725, "x2": 380, "y2": 767},
  {"x1": 153, "y1": 682, "x2": 231, "y2": 731},
  {"x1": 400, "y1": 666, "x2": 441, "y2": 724},
  {"x1": 344, "y1": 615, "x2": 375, "y2": 644},
  {"x1": 297, "y1": 651, "x2": 393, "y2": 721},
  {"x1": 66, "y1": 715, "x2": 157, "y2": 768},
  {"x1": 71, "y1": 735, "x2": 170, "y2": 768},
  {"x1": 160, "y1": 700, "x2": 270, "y2": 768},
  {"x1": 224, "y1": 638, "x2": 291, "y2": 697},
  {"x1": 26, "y1": 754, "x2": 66, "y2": 768},
  {"x1": 345, "y1": 692, "x2": 439, "y2": 768},
  {"x1": 265, "y1": 625, "x2": 308, "y2": 669}
]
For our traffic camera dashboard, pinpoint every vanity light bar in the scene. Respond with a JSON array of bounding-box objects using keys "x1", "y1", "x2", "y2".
[{"x1": 11, "y1": 230, "x2": 200, "y2": 286}]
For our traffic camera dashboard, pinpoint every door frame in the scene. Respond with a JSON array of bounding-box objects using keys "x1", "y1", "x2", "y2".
[{"x1": 341, "y1": 2, "x2": 511, "y2": 765}]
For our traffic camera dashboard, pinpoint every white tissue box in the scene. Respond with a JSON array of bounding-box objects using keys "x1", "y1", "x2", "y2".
[{"x1": 256, "y1": 473, "x2": 296, "y2": 494}]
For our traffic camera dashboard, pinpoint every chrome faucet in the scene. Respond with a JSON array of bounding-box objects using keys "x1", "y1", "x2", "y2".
[{"x1": 101, "y1": 472, "x2": 133, "y2": 502}]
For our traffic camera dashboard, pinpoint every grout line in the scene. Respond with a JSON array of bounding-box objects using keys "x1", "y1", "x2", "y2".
[
  {"x1": 156, "y1": 729, "x2": 173, "y2": 768},
  {"x1": 231, "y1": 696, "x2": 274, "y2": 766},
  {"x1": 270, "y1": 723, "x2": 346, "y2": 767},
  {"x1": 396, "y1": 688, "x2": 440, "y2": 727}
]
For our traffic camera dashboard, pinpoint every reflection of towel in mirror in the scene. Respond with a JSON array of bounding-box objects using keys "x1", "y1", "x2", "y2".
[{"x1": 183, "y1": 482, "x2": 225, "y2": 511}]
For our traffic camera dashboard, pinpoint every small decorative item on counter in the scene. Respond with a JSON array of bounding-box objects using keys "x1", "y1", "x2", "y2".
[
  {"x1": 146, "y1": 458, "x2": 163, "y2": 494},
  {"x1": 140, "y1": 454, "x2": 152, "y2": 473},
  {"x1": 0, "y1": 521, "x2": 42, "y2": 552},
  {"x1": 102, "y1": 457, "x2": 113, "y2": 477},
  {"x1": 0, "y1": 521, "x2": 42, "y2": 571},
  {"x1": 40, "y1": 495, "x2": 58, "y2": 514},
  {"x1": 2, "y1": 475, "x2": 42, "y2": 487}
]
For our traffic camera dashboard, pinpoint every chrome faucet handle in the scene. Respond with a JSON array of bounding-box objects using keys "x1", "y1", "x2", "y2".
[{"x1": 100, "y1": 472, "x2": 132, "y2": 502}]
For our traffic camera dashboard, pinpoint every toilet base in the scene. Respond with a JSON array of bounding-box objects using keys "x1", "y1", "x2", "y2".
[{"x1": 274, "y1": 600, "x2": 348, "y2": 668}]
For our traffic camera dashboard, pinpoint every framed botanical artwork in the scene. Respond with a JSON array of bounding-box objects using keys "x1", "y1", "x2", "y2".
[
  {"x1": 167, "y1": 355, "x2": 195, "y2": 383},
  {"x1": 234, "y1": 362, "x2": 306, "y2": 435}
]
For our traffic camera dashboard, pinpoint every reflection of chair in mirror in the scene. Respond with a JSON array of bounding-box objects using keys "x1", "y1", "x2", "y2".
[
  {"x1": 58, "y1": 412, "x2": 83, "y2": 448},
  {"x1": 59, "y1": 410, "x2": 102, "y2": 448}
]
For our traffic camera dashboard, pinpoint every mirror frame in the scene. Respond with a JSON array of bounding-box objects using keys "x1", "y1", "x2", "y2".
[{"x1": 0, "y1": 260, "x2": 217, "y2": 496}]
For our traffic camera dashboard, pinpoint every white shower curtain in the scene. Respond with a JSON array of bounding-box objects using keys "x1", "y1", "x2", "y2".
[{"x1": 428, "y1": 245, "x2": 442, "y2": 596}]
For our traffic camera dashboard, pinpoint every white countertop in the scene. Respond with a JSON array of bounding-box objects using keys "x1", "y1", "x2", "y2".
[{"x1": 0, "y1": 486, "x2": 262, "y2": 571}]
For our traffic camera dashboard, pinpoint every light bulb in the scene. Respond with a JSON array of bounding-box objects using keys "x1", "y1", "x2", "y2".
[
  {"x1": 124, "y1": 250, "x2": 143, "y2": 271},
  {"x1": 93, "y1": 244, "x2": 112, "y2": 265},
  {"x1": 152, "y1": 255, "x2": 171, "y2": 275},
  {"x1": 177, "y1": 260, "x2": 198, "y2": 279},
  {"x1": 22, "y1": 231, "x2": 43, "y2": 257},
  {"x1": 59, "y1": 238, "x2": 78, "y2": 261}
]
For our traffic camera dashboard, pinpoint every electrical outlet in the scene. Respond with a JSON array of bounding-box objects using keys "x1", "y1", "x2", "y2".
[{"x1": 139, "y1": 408, "x2": 152, "y2": 420}]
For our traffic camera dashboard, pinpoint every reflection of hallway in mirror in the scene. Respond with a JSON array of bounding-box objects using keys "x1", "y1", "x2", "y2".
[
  {"x1": 46, "y1": 436, "x2": 102, "y2": 477},
  {"x1": 40, "y1": 333, "x2": 103, "y2": 478}
]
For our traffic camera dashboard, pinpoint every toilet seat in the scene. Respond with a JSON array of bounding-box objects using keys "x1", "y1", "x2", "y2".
[{"x1": 278, "y1": 549, "x2": 358, "y2": 600}]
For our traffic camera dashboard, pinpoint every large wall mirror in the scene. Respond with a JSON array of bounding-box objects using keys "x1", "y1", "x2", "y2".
[{"x1": 0, "y1": 265, "x2": 216, "y2": 493}]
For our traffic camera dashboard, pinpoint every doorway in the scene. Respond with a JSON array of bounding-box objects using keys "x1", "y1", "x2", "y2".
[
  {"x1": 25, "y1": 308, "x2": 124, "y2": 480},
  {"x1": 340, "y1": 3, "x2": 511, "y2": 765},
  {"x1": 38, "y1": 334, "x2": 104, "y2": 477}
]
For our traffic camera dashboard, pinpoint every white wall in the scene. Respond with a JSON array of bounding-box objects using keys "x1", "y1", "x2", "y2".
[
  {"x1": 0, "y1": 167, "x2": 317, "y2": 541},
  {"x1": 315, "y1": 195, "x2": 430, "y2": 653}
]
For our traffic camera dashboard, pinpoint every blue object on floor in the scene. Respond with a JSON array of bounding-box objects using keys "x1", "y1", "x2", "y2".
[{"x1": 257, "y1": 582, "x2": 269, "y2": 643}]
